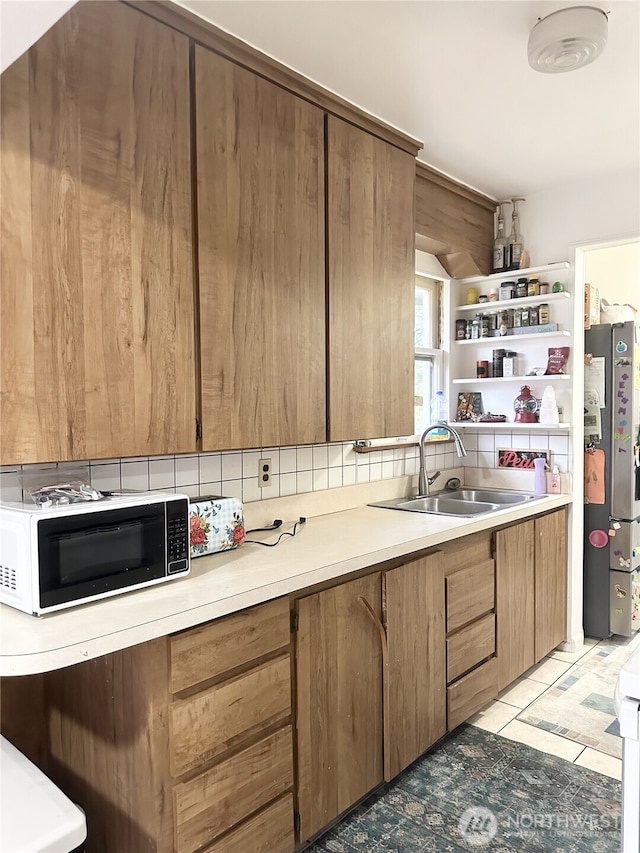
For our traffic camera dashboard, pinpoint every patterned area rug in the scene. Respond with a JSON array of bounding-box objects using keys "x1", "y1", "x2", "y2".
[
  {"x1": 517, "y1": 633, "x2": 640, "y2": 759},
  {"x1": 304, "y1": 724, "x2": 621, "y2": 853}
]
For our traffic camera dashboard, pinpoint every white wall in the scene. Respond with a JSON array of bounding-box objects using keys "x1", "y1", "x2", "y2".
[
  {"x1": 584, "y1": 243, "x2": 640, "y2": 308},
  {"x1": 0, "y1": 0, "x2": 76, "y2": 72}
]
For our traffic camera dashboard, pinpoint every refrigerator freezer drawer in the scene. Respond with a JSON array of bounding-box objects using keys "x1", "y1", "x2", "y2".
[
  {"x1": 611, "y1": 569, "x2": 640, "y2": 637},
  {"x1": 610, "y1": 518, "x2": 640, "y2": 572}
]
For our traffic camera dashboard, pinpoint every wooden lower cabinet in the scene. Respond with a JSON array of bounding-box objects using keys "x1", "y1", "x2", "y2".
[
  {"x1": 295, "y1": 573, "x2": 384, "y2": 843},
  {"x1": 383, "y1": 553, "x2": 446, "y2": 779},
  {"x1": 0, "y1": 598, "x2": 294, "y2": 853},
  {"x1": 442, "y1": 532, "x2": 498, "y2": 730},
  {"x1": 496, "y1": 509, "x2": 567, "y2": 691},
  {"x1": 294, "y1": 555, "x2": 447, "y2": 843}
]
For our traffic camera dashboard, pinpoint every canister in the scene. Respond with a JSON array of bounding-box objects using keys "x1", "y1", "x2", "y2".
[
  {"x1": 492, "y1": 348, "x2": 505, "y2": 378},
  {"x1": 477, "y1": 360, "x2": 489, "y2": 378},
  {"x1": 500, "y1": 281, "x2": 515, "y2": 300},
  {"x1": 503, "y1": 351, "x2": 518, "y2": 376},
  {"x1": 455, "y1": 319, "x2": 467, "y2": 340}
]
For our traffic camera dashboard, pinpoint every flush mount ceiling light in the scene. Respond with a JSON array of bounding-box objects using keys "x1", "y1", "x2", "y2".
[{"x1": 528, "y1": 6, "x2": 608, "y2": 73}]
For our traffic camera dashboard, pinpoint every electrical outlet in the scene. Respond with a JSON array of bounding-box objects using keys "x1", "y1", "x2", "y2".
[{"x1": 258, "y1": 458, "x2": 272, "y2": 488}]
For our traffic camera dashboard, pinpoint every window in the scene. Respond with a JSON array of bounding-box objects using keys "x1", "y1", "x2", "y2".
[{"x1": 414, "y1": 276, "x2": 444, "y2": 433}]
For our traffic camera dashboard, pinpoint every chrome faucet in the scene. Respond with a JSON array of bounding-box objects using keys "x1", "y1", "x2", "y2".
[{"x1": 418, "y1": 424, "x2": 467, "y2": 496}]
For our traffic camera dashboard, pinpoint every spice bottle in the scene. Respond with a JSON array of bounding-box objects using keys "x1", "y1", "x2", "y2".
[
  {"x1": 538, "y1": 303, "x2": 550, "y2": 324},
  {"x1": 503, "y1": 351, "x2": 518, "y2": 376},
  {"x1": 516, "y1": 278, "x2": 528, "y2": 298},
  {"x1": 456, "y1": 319, "x2": 467, "y2": 340},
  {"x1": 527, "y1": 276, "x2": 540, "y2": 297}
]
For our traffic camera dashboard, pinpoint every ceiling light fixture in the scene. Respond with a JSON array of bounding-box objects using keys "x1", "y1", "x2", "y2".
[{"x1": 528, "y1": 6, "x2": 608, "y2": 73}]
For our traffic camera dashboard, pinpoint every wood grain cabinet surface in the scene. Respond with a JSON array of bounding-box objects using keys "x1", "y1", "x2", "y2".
[
  {"x1": 327, "y1": 116, "x2": 416, "y2": 442},
  {"x1": 0, "y1": 1, "x2": 197, "y2": 464},
  {"x1": 496, "y1": 508, "x2": 568, "y2": 691},
  {"x1": 0, "y1": 598, "x2": 295, "y2": 853},
  {"x1": 442, "y1": 531, "x2": 498, "y2": 729},
  {"x1": 194, "y1": 46, "x2": 326, "y2": 451},
  {"x1": 294, "y1": 555, "x2": 447, "y2": 843}
]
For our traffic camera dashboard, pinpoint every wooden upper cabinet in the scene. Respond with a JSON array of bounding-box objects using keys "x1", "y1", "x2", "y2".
[
  {"x1": 327, "y1": 117, "x2": 415, "y2": 441},
  {"x1": 0, "y1": 2, "x2": 196, "y2": 464},
  {"x1": 194, "y1": 47, "x2": 326, "y2": 451}
]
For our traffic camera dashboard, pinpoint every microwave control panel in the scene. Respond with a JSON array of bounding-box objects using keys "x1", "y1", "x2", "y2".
[{"x1": 167, "y1": 498, "x2": 189, "y2": 574}]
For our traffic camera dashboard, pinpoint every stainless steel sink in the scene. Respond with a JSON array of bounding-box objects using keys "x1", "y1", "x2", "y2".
[
  {"x1": 370, "y1": 488, "x2": 540, "y2": 517},
  {"x1": 443, "y1": 488, "x2": 539, "y2": 505}
]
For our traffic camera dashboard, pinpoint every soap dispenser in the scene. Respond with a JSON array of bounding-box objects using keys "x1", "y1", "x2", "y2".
[{"x1": 533, "y1": 457, "x2": 548, "y2": 495}]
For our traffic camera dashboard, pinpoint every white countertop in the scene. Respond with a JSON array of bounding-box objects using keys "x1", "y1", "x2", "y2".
[{"x1": 0, "y1": 493, "x2": 571, "y2": 676}]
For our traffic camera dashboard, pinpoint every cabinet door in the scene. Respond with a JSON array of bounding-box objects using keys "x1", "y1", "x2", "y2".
[
  {"x1": 195, "y1": 47, "x2": 326, "y2": 450},
  {"x1": 384, "y1": 553, "x2": 446, "y2": 779},
  {"x1": 0, "y1": 2, "x2": 196, "y2": 464},
  {"x1": 295, "y1": 574, "x2": 383, "y2": 843},
  {"x1": 327, "y1": 116, "x2": 415, "y2": 441},
  {"x1": 535, "y1": 509, "x2": 567, "y2": 661},
  {"x1": 495, "y1": 521, "x2": 535, "y2": 691}
]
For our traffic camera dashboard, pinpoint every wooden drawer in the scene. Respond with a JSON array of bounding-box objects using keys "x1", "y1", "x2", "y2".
[
  {"x1": 174, "y1": 726, "x2": 293, "y2": 853},
  {"x1": 202, "y1": 793, "x2": 294, "y2": 853},
  {"x1": 447, "y1": 613, "x2": 495, "y2": 684},
  {"x1": 170, "y1": 655, "x2": 291, "y2": 776},
  {"x1": 170, "y1": 597, "x2": 291, "y2": 693},
  {"x1": 447, "y1": 656, "x2": 498, "y2": 731},
  {"x1": 446, "y1": 559, "x2": 494, "y2": 633}
]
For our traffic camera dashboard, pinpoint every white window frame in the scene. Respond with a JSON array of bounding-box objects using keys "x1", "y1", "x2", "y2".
[{"x1": 414, "y1": 265, "x2": 450, "y2": 436}]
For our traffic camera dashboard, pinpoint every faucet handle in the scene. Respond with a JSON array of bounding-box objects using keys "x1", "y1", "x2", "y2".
[{"x1": 427, "y1": 470, "x2": 441, "y2": 487}]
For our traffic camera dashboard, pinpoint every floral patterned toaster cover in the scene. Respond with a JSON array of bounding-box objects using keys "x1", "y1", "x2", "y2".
[{"x1": 189, "y1": 495, "x2": 245, "y2": 558}]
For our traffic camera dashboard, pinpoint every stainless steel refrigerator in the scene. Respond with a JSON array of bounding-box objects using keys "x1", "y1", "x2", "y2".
[{"x1": 584, "y1": 321, "x2": 640, "y2": 638}]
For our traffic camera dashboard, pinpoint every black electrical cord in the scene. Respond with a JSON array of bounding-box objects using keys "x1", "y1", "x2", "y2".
[{"x1": 244, "y1": 517, "x2": 306, "y2": 546}]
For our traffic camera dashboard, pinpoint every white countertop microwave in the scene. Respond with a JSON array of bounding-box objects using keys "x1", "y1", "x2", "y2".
[{"x1": 0, "y1": 491, "x2": 190, "y2": 616}]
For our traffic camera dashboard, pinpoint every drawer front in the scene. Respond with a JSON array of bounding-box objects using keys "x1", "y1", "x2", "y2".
[
  {"x1": 170, "y1": 655, "x2": 291, "y2": 776},
  {"x1": 447, "y1": 613, "x2": 495, "y2": 684},
  {"x1": 170, "y1": 597, "x2": 290, "y2": 693},
  {"x1": 201, "y1": 793, "x2": 294, "y2": 853},
  {"x1": 447, "y1": 656, "x2": 498, "y2": 731},
  {"x1": 174, "y1": 726, "x2": 293, "y2": 853},
  {"x1": 446, "y1": 559, "x2": 494, "y2": 633}
]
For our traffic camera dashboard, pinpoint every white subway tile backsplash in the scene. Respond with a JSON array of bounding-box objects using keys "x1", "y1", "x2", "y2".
[
  {"x1": 509, "y1": 433, "x2": 530, "y2": 449},
  {"x1": 478, "y1": 434, "x2": 495, "y2": 452},
  {"x1": 343, "y1": 465, "x2": 357, "y2": 486},
  {"x1": 369, "y1": 462, "x2": 382, "y2": 481},
  {"x1": 478, "y1": 451, "x2": 496, "y2": 469},
  {"x1": 297, "y1": 470, "x2": 313, "y2": 493},
  {"x1": 549, "y1": 434, "x2": 569, "y2": 455},
  {"x1": 243, "y1": 477, "x2": 262, "y2": 503},
  {"x1": 312, "y1": 445, "x2": 328, "y2": 469},
  {"x1": 357, "y1": 464, "x2": 370, "y2": 484},
  {"x1": 175, "y1": 455, "x2": 199, "y2": 487},
  {"x1": 199, "y1": 454, "x2": 221, "y2": 484},
  {"x1": 279, "y1": 472, "x2": 297, "y2": 496},
  {"x1": 382, "y1": 459, "x2": 394, "y2": 479},
  {"x1": 297, "y1": 447, "x2": 313, "y2": 471},
  {"x1": 120, "y1": 460, "x2": 149, "y2": 492},
  {"x1": 328, "y1": 467, "x2": 343, "y2": 489},
  {"x1": 328, "y1": 444, "x2": 343, "y2": 468},
  {"x1": 280, "y1": 448, "x2": 297, "y2": 474},
  {"x1": 149, "y1": 457, "x2": 175, "y2": 490},
  {"x1": 313, "y1": 468, "x2": 329, "y2": 491},
  {"x1": 342, "y1": 443, "x2": 357, "y2": 466},
  {"x1": 221, "y1": 479, "x2": 243, "y2": 501},
  {"x1": 221, "y1": 453, "x2": 242, "y2": 481},
  {"x1": 242, "y1": 451, "x2": 262, "y2": 479},
  {"x1": 89, "y1": 463, "x2": 121, "y2": 491}
]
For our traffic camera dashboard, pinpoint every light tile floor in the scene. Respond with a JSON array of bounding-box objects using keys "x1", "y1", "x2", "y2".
[{"x1": 468, "y1": 637, "x2": 624, "y2": 781}]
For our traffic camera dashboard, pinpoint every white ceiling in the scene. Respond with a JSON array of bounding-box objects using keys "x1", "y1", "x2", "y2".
[{"x1": 178, "y1": 0, "x2": 640, "y2": 201}]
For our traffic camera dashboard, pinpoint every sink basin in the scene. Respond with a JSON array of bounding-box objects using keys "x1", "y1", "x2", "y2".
[
  {"x1": 370, "y1": 488, "x2": 540, "y2": 517},
  {"x1": 443, "y1": 488, "x2": 539, "y2": 505},
  {"x1": 394, "y1": 496, "x2": 502, "y2": 517}
]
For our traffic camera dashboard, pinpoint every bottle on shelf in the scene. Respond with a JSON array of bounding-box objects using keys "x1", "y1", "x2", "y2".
[
  {"x1": 508, "y1": 197, "x2": 525, "y2": 271},
  {"x1": 533, "y1": 457, "x2": 548, "y2": 495},
  {"x1": 492, "y1": 201, "x2": 509, "y2": 274},
  {"x1": 430, "y1": 391, "x2": 449, "y2": 437},
  {"x1": 550, "y1": 465, "x2": 561, "y2": 495}
]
